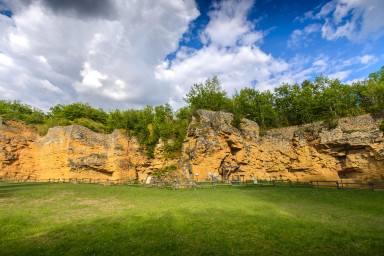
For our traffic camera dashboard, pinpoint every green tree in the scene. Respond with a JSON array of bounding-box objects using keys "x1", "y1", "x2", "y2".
[
  {"x1": 0, "y1": 100, "x2": 46, "y2": 124},
  {"x1": 353, "y1": 66, "x2": 384, "y2": 113},
  {"x1": 184, "y1": 76, "x2": 230, "y2": 112},
  {"x1": 317, "y1": 77, "x2": 359, "y2": 119},
  {"x1": 233, "y1": 88, "x2": 276, "y2": 128}
]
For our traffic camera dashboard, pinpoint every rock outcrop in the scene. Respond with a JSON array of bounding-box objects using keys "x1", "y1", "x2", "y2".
[
  {"x1": 181, "y1": 110, "x2": 384, "y2": 182},
  {"x1": 0, "y1": 121, "x2": 176, "y2": 180},
  {"x1": 1, "y1": 110, "x2": 383, "y2": 182}
]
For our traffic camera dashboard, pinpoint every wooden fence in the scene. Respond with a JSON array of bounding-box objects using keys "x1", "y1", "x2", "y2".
[{"x1": 1, "y1": 178, "x2": 384, "y2": 191}]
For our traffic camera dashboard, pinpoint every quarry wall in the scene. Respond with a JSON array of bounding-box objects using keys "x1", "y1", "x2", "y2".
[{"x1": 1, "y1": 111, "x2": 383, "y2": 182}]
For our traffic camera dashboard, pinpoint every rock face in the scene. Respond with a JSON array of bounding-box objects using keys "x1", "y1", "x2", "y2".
[
  {"x1": 1, "y1": 110, "x2": 384, "y2": 182},
  {"x1": 181, "y1": 110, "x2": 384, "y2": 182},
  {"x1": 0, "y1": 121, "x2": 176, "y2": 180}
]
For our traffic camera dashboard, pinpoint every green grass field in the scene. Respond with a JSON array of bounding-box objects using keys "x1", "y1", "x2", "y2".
[{"x1": 0, "y1": 183, "x2": 383, "y2": 255}]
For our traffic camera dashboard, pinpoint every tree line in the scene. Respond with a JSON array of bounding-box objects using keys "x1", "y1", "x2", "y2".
[
  {"x1": 0, "y1": 100, "x2": 189, "y2": 158},
  {"x1": 1, "y1": 66, "x2": 383, "y2": 157},
  {"x1": 185, "y1": 66, "x2": 384, "y2": 130}
]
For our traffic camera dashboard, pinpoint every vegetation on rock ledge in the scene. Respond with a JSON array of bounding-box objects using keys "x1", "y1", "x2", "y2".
[{"x1": 1, "y1": 66, "x2": 383, "y2": 157}]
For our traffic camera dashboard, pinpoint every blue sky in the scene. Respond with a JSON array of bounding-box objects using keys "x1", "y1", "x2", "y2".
[{"x1": 0, "y1": 0, "x2": 383, "y2": 111}]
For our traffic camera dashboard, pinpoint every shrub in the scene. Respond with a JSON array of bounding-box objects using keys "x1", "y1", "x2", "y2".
[
  {"x1": 324, "y1": 118, "x2": 339, "y2": 130},
  {"x1": 231, "y1": 113, "x2": 244, "y2": 129},
  {"x1": 379, "y1": 121, "x2": 384, "y2": 133},
  {"x1": 152, "y1": 164, "x2": 177, "y2": 176}
]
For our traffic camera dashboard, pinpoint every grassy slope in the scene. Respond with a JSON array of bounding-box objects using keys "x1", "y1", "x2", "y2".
[{"x1": 0, "y1": 183, "x2": 383, "y2": 256}]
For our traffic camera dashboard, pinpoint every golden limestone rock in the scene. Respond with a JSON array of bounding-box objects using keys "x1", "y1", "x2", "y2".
[
  {"x1": 0, "y1": 121, "x2": 176, "y2": 181},
  {"x1": 180, "y1": 110, "x2": 384, "y2": 182},
  {"x1": 1, "y1": 111, "x2": 383, "y2": 183}
]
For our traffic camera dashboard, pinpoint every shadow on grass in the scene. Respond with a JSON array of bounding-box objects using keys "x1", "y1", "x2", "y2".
[
  {"x1": 1, "y1": 208, "x2": 383, "y2": 256},
  {"x1": 0, "y1": 183, "x2": 53, "y2": 198}
]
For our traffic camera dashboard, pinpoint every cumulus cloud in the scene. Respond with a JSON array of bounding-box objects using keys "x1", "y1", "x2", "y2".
[
  {"x1": 156, "y1": 45, "x2": 290, "y2": 94},
  {"x1": 156, "y1": 0, "x2": 315, "y2": 108},
  {"x1": 1, "y1": 0, "x2": 378, "y2": 112},
  {"x1": 0, "y1": 0, "x2": 199, "y2": 110},
  {"x1": 201, "y1": 0, "x2": 263, "y2": 47}
]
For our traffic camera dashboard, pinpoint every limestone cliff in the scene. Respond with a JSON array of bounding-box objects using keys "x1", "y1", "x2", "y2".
[
  {"x1": 181, "y1": 110, "x2": 384, "y2": 182},
  {"x1": 1, "y1": 110, "x2": 384, "y2": 182},
  {"x1": 0, "y1": 119, "x2": 176, "y2": 180}
]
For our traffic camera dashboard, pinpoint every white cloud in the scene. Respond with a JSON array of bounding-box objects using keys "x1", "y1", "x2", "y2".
[
  {"x1": 39, "y1": 79, "x2": 63, "y2": 93},
  {"x1": 0, "y1": 0, "x2": 199, "y2": 110},
  {"x1": 316, "y1": 1, "x2": 337, "y2": 18},
  {"x1": 9, "y1": 32, "x2": 30, "y2": 51},
  {"x1": 328, "y1": 70, "x2": 352, "y2": 80},
  {"x1": 288, "y1": 23, "x2": 322, "y2": 48},
  {"x1": 342, "y1": 54, "x2": 379, "y2": 67},
  {"x1": 299, "y1": 0, "x2": 384, "y2": 41},
  {"x1": 156, "y1": 0, "x2": 315, "y2": 107},
  {"x1": 359, "y1": 55, "x2": 377, "y2": 64},
  {"x1": 75, "y1": 63, "x2": 108, "y2": 92},
  {"x1": 345, "y1": 77, "x2": 365, "y2": 84},
  {"x1": 156, "y1": 45, "x2": 291, "y2": 95},
  {"x1": 0, "y1": 53, "x2": 13, "y2": 67},
  {"x1": 309, "y1": 53, "x2": 379, "y2": 82},
  {"x1": 202, "y1": 0, "x2": 263, "y2": 47},
  {"x1": 1, "y1": 0, "x2": 379, "y2": 113},
  {"x1": 312, "y1": 57, "x2": 329, "y2": 73}
]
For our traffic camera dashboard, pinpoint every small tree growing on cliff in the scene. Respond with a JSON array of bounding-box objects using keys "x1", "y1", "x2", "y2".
[{"x1": 183, "y1": 76, "x2": 230, "y2": 112}]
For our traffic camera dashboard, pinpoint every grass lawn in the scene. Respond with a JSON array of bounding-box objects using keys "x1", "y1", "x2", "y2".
[{"x1": 0, "y1": 183, "x2": 383, "y2": 255}]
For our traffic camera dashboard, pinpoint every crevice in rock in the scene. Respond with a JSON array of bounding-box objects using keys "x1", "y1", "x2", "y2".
[
  {"x1": 71, "y1": 166, "x2": 113, "y2": 176},
  {"x1": 338, "y1": 168, "x2": 361, "y2": 179}
]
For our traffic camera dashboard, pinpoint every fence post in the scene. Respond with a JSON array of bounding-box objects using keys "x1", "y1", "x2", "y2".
[
  {"x1": 336, "y1": 181, "x2": 339, "y2": 189},
  {"x1": 368, "y1": 182, "x2": 374, "y2": 191}
]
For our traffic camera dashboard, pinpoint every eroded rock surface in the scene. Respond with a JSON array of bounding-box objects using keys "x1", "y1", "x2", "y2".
[
  {"x1": 181, "y1": 111, "x2": 384, "y2": 182},
  {"x1": 1, "y1": 111, "x2": 383, "y2": 182},
  {"x1": 0, "y1": 122, "x2": 176, "y2": 180}
]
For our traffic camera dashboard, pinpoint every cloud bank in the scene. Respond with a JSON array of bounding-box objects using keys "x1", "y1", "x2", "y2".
[
  {"x1": 0, "y1": 0, "x2": 383, "y2": 111},
  {"x1": 0, "y1": 0, "x2": 199, "y2": 110}
]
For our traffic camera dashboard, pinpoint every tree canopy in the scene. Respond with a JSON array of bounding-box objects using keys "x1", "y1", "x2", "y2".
[{"x1": 183, "y1": 76, "x2": 230, "y2": 112}]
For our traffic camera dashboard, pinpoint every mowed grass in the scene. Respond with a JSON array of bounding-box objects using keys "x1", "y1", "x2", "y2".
[{"x1": 0, "y1": 183, "x2": 383, "y2": 256}]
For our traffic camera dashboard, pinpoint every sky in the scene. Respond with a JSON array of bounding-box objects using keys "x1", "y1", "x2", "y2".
[{"x1": 0, "y1": 0, "x2": 383, "y2": 111}]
